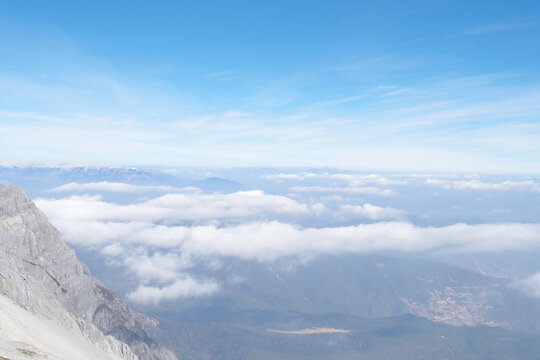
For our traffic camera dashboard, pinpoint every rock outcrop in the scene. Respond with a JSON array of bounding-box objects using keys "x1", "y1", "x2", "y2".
[{"x1": 0, "y1": 183, "x2": 177, "y2": 360}]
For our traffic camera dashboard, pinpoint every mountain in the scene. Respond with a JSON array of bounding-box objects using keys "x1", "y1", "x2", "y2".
[
  {"x1": 0, "y1": 183, "x2": 177, "y2": 360},
  {"x1": 0, "y1": 165, "x2": 247, "y2": 197},
  {"x1": 193, "y1": 177, "x2": 247, "y2": 193},
  {"x1": 0, "y1": 293, "x2": 135, "y2": 360}
]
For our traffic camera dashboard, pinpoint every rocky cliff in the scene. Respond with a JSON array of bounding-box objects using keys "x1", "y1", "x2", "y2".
[{"x1": 0, "y1": 183, "x2": 177, "y2": 360}]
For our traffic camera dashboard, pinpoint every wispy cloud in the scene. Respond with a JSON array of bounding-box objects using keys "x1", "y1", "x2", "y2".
[
  {"x1": 263, "y1": 173, "x2": 409, "y2": 198},
  {"x1": 458, "y1": 17, "x2": 540, "y2": 36},
  {"x1": 425, "y1": 179, "x2": 540, "y2": 192},
  {"x1": 263, "y1": 172, "x2": 407, "y2": 186},
  {"x1": 289, "y1": 186, "x2": 396, "y2": 197},
  {"x1": 334, "y1": 54, "x2": 423, "y2": 73},
  {"x1": 340, "y1": 203, "x2": 405, "y2": 220},
  {"x1": 3, "y1": 71, "x2": 540, "y2": 173}
]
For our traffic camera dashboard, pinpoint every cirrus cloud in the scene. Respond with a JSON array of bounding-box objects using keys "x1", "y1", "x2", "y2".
[{"x1": 425, "y1": 178, "x2": 540, "y2": 192}]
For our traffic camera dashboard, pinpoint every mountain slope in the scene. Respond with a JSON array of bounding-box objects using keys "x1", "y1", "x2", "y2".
[
  {"x1": 0, "y1": 183, "x2": 177, "y2": 360},
  {"x1": 0, "y1": 294, "x2": 134, "y2": 360}
]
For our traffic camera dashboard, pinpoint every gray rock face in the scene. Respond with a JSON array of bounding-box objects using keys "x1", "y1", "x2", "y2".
[{"x1": 0, "y1": 183, "x2": 178, "y2": 360}]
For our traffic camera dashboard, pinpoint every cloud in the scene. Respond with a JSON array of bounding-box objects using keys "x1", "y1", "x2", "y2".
[
  {"x1": 33, "y1": 190, "x2": 540, "y2": 304},
  {"x1": 123, "y1": 252, "x2": 194, "y2": 284},
  {"x1": 175, "y1": 221, "x2": 540, "y2": 260},
  {"x1": 425, "y1": 179, "x2": 540, "y2": 192},
  {"x1": 392, "y1": 173, "x2": 479, "y2": 179},
  {"x1": 263, "y1": 172, "x2": 405, "y2": 197},
  {"x1": 52, "y1": 181, "x2": 200, "y2": 193},
  {"x1": 515, "y1": 273, "x2": 540, "y2": 299},
  {"x1": 3, "y1": 63, "x2": 540, "y2": 174},
  {"x1": 290, "y1": 186, "x2": 396, "y2": 197},
  {"x1": 43, "y1": 216, "x2": 540, "y2": 261},
  {"x1": 126, "y1": 277, "x2": 219, "y2": 305},
  {"x1": 35, "y1": 190, "x2": 316, "y2": 225},
  {"x1": 51, "y1": 218, "x2": 152, "y2": 245},
  {"x1": 264, "y1": 172, "x2": 407, "y2": 186},
  {"x1": 458, "y1": 18, "x2": 540, "y2": 36},
  {"x1": 35, "y1": 191, "x2": 540, "y2": 260},
  {"x1": 101, "y1": 243, "x2": 125, "y2": 256},
  {"x1": 145, "y1": 191, "x2": 316, "y2": 218},
  {"x1": 340, "y1": 203, "x2": 405, "y2": 220}
]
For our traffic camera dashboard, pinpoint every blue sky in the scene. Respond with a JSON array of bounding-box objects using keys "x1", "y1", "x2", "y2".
[{"x1": 1, "y1": 0, "x2": 540, "y2": 173}]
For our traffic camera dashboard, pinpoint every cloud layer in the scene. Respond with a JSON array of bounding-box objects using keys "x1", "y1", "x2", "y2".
[
  {"x1": 53, "y1": 220, "x2": 540, "y2": 260},
  {"x1": 37, "y1": 190, "x2": 318, "y2": 224},
  {"x1": 34, "y1": 184, "x2": 540, "y2": 305},
  {"x1": 425, "y1": 179, "x2": 540, "y2": 192}
]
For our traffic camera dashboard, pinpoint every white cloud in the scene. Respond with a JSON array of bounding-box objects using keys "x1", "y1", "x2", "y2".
[
  {"x1": 51, "y1": 218, "x2": 152, "y2": 245},
  {"x1": 516, "y1": 273, "x2": 540, "y2": 299},
  {"x1": 126, "y1": 277, "x2": 219, "y2": 305},
  {"x1": 35, "y1": 192, "x2": 540, "y2": 260},
  {"x1": 52, "y1": 181, "x2": 200, "y2": 193},
  {"x1": 425, "y1": 179, "x2": 540, "y2": 192},
  {"x1": 33, "y1": 189, "x2": 540, "y2": 305},
  {"x1": 392, "y1": 173, "x2": 479, "y2": 179},
  {"x1": 145, "y1": 191, "x2": 313, "y2": 218},
  {"x1": 101, "y1": 243, "x2": 125, "y2": 256},
  {"x1": 264, "y1": 172, "x2": 407, "y2": 186},
  {"x1": 340, "y1": 203, "x2": 405, "y2": 220},
  {"x1": 123, "y1": 252, "x2": 193, "y2": 284},
  {"x1": 44, "y1": 217, "x2": 540, "y2": 261},
  {"x1": 290, "y1": 185, "x2": 396, "y2": 197},
  {"x1": 173, "y1": 221, "x2": 540, "y2": 260},
  {"x1": 35, "y1": 190, "x2": 314, "y2": 224}
]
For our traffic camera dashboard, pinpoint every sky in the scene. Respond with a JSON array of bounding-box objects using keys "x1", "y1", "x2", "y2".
[{"x1": 1, "y1": 0, "x2": 540, "y2": 173}]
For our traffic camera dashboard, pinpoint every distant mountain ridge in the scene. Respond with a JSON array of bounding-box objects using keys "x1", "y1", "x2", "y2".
[
  {"x1": 0, "y1": 165, "x2": 247, "y2": 196},
  {"x1": 0, "y1": 183, "x2": 177, "y2": 360}
]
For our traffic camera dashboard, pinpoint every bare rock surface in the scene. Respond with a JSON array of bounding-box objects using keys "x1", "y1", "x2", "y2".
[{"x1": 0, "y1": 183, "x2": 177, "y2": 360}]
